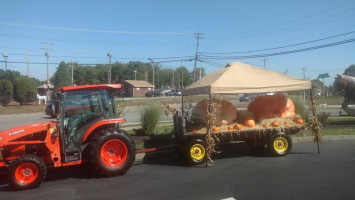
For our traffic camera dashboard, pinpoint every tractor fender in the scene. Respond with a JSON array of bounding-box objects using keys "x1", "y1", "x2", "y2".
[{"x1": 81, "y1": 118, "x2": 126, "y2": 143}]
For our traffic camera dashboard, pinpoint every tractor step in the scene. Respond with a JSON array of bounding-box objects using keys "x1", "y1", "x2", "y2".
[{"x1": 64, "y1": 152, "x2": 81, "y2": 162}]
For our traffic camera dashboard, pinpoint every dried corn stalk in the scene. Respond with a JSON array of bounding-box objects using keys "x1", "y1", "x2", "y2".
[
  {"x1": 163, "y1": 102, "x2": 177, "y2": 117},
  {"x1": 205, "y1": 98, "x2": 222, "y2": 165},
  {"x1": 310, "y1": 97, "x2": 322, "y2": 153}
]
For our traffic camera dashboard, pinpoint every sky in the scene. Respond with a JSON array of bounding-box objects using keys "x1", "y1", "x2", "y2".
[{"x1": 0, "y1": 0, "x2": 354, "y2": 86}]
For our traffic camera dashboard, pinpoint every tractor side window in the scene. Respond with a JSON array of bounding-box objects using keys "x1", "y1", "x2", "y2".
[{"x1": 99, "y1": 90, "x2": 114, "y2": 117}]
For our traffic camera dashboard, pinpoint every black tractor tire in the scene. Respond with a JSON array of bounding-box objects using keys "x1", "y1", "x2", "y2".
[
  {"x1": 7, "y1": 154, "x2": 47, "y2": 190},
  {"x1": 185, "y1": 139, "x2": 207, "y2": 165},
  {"x1": 87, "y1": 128, "x2": 136, "y2": 177},
  {"x1": 267, "y1": 133, "x2": 292, "y2": 157}
]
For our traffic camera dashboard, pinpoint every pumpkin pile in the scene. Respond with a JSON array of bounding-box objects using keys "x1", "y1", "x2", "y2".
[{"x1": 188, "y1": 95, "x2": 305, "y2": 134}]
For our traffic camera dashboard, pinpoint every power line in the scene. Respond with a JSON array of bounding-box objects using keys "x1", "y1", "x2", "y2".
[
  {"x1": 201, "y1": 30, "x2": 355, "y2": 55},
  {"x1": 200, "y1": 37, "x2": 355, "y2": 60}
]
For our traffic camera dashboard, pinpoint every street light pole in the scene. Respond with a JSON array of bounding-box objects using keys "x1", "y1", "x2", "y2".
[
  {"x1": 107, "y1": 52, "x2": 112, "y2": 84},
  {"x1": 3, "y1": 53, "x2": 8, "y2": 79}
]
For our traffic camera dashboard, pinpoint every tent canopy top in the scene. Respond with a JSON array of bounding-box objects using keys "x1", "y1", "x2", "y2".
[{"x1": 183, "y1": 62, "x2": 311, "y2": 95}]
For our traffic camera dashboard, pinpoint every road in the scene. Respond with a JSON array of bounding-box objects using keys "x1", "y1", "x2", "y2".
[
  {"x1": 0, "y1": 140, "x2": 354, "y2": 199},
  {"x1": 0, "y1": 105, "x2": 343, "y2": 131}
]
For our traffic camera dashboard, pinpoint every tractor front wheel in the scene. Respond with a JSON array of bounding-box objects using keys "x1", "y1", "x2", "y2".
[
  {"x1": 88, "y1": 128, "x2": 136, "y2": 177},
  {"x1": 7, "y1": 154, "x2": 47, "y2": 190}
]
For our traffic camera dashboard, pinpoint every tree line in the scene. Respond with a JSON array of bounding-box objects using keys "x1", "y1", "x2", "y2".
[{"x1": 0, "y1": 61, "x2": 206, "y2": 106}]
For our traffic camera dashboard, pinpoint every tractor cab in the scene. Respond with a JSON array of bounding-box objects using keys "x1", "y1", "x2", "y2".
[{"x1": 57, "y1": 85, "x2": 121, "y2": 162}]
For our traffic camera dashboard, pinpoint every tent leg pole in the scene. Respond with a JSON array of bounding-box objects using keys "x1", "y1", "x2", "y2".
[{"x1": 310, "y1": 89, "x2": 321, "y2": 154}]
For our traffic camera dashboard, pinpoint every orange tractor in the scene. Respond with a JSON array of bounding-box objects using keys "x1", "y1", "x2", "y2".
[{"x1": 0, "y1": 84, "x2": 136, "y2": 190}]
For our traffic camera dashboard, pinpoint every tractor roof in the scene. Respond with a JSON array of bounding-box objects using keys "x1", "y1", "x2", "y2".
[{"x1": 58, "y1": 84, "x2": 122, "y2": 92}]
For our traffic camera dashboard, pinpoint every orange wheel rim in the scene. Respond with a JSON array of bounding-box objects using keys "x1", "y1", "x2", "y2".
[
  {"x1": 100, "y1": 139, "x2": 128, "y2": 167},
  {"x1": 15, "y1": 163, "x2": 39, "y2": 184}
]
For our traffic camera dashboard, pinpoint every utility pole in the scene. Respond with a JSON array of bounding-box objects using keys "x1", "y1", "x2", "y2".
[
  {"x1": 172, "y1": 68, "x2": 175, "y2": 89},
  {"x1": 2, "y1": 53, "x2": 8, "y2": 79},
  {"x1": 193, "y1": 32, "x2": 202, "y2": 82},
  {"x1": 26, "y1": 49, "x2": 30, "y2": 77},
  {"x1": 107, "y1": 52, "x2": 112, "y2": 84},
  {"x1": 181, "y1": 60, "x2": 184, "y2": 89},
  {"x1": 71, "y1": 58, "x2": 73, "y2": 85},
  {"x1": 263, "y1": 58, "x2": 268, "y2": 69},
  {"x1": 302, "y1": 67, "x2": 306, "y2": 101},
  {"x1": 148, "y1": 58, "x2": 155, "y2": 89},
  {"x1": 41, "y1": 42, "x2": 53, "y2": 101}
]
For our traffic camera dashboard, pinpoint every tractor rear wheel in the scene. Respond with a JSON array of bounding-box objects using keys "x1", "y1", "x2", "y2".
[
  {"x1": 7, "y1": 154, "x2": 47, "y2": 190},
  {"x1": 87, "y1": 128, "x2": 136, "y2": 177}
]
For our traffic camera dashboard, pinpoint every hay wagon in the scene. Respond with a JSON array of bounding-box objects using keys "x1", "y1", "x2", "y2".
[{"x1": 169, "y1": 62, "x2": 318, "y2": 165}]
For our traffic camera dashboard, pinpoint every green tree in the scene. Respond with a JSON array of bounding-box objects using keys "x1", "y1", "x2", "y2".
[
  {"x1": 343, "y1": 64, "x2": 355, "y2": 77},
  {"x1": 0, "y1": 79, "x2": 13, "y2": 106},
  {"x1": 14, "y1": 77, "x2": 37, "y2": 105},
  {"x1": 53, "y1": 62, "x2": 72, "y2": 91}
]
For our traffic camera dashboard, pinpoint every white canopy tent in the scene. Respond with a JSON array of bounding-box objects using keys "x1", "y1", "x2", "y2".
[{"x1": 183, "y1": 62, "x2": 311, "y2": 95}]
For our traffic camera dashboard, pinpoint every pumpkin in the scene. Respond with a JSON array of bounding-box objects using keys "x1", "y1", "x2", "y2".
[
  {"x1": 192, "y1": 129, "x2": 197, "y2": 133},
  {"x1": 213, "y1": 127, "x2": 219, "y2": 132},
  {"x1": 243, "y1": 117, "x2": 255, "y2": 127},
  {"x1": 284, "y1": 121, "x2": 290, "y2": 126},
  {"x1": 234, "y1": 123, "x2": 243, "y2": 130},
  {"x1": 227, "y1": 125, "x2": 234, "y2": 130},
  {"x1": 271, "y1": 121, "x2": 280, "y2": 127},
  {"x1": 263, "y1": 124, "x2": 270, "y2": 128},
  {"x1": 294, "y1": 117, "x2": 304, "y2": 125}
]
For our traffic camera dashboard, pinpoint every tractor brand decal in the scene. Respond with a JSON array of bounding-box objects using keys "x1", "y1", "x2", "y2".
[{"x1": 8, "y1": 129, "x2": 25, "y2": 136}]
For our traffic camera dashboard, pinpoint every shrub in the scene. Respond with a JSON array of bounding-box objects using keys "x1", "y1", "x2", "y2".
[
  {"x1": 317, "y1": 112, "x2": 330, "y2": 126},
  {"x1": 0, "y1": 79, "x2": 13, "y2": 106},
  {"x1": 14, "y1": 77, "x2": 37, "y2": 105},
  {"x1": 290, "y1": 95, "x2": 309, "y2": 122},
  {"x1": 140, "y1": 103, "x2": 162, "y2": 135}
]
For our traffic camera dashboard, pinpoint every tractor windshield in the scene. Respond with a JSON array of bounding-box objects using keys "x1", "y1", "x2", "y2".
[{"x1": 60, "y1": 89, "x2": 116, "y2": 153}]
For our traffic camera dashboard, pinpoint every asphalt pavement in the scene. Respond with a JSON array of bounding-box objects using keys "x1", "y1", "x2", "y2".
[{"x1": 0, "y1": 140, "x2": 354, "y2": 200}]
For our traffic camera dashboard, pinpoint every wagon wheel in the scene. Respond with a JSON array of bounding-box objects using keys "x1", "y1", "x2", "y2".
[
  {"x1": 267, "y1": 133, "x2": 292, "y2": 156},
  {"x1": 185, "y1": 139, "x2": 207, "y2": 165}
]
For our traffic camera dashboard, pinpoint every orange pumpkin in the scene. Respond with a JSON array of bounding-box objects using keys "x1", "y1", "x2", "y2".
[
  {"x1": 294, "y1": 117, "x2": 304, "y2": 125},
  {"x1": 271, "y1": 121, "x2": 280, "y2": 127},
  {"x1": 192, "y1": 129, "x2": 197, "y2": 133},
  {"x1": 284, "y1": 121, "x2": 290, "y2": 126},
  {"x1": 243, "y1": 117, "x2": 255, "y2": 127},
  {"x1": 213, "y1": 127, "x2": 219, "y2": 132},
  {"x1": 263, "y1": 124, "x2": 270, "y2": 128},
  {"x1": 227, "y1": 125, "x2": 234, "y2": 130},
  {"x1": 234, "y1": 123, "x2": 243, "y2": 130}
]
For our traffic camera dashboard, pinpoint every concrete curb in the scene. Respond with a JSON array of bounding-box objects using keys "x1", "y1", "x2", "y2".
[{"x1": 133, "y1": 135, "x2": 355, "y2": 164}]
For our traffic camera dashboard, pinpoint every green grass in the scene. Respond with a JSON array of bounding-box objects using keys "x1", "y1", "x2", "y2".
[{"x1": 0, "y1": 104, "x2": 46, "y2": 115}]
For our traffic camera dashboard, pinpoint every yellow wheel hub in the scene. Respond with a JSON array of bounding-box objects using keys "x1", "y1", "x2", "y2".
[
  {"x1": 273, "y1": 137, "x2": 288, "y2": 153},
  {"x1": 190, "y1": 144, "x2": 205, "y2": 161}
]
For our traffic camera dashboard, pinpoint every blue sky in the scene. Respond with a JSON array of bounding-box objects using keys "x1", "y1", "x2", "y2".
[{"x1": 0, "y1": 0, "x2": 354, "y2": 86}]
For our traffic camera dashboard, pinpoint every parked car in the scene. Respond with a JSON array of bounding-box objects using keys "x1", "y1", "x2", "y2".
[
  {"x1": 45, "y1": 100, "x2": 59, "y2": 118},
  {"x1": 145, "y1": 90, "x2": 162, "y2": 97},
  {"x1": 160, "y1": 89, "x2": 171, "y2": 96},
  {"x1": 239, "y1": 94, "x2": 258, "y2": 102},
  {"x1": 166, "y1": 90, "x2": 181, "y2": 96}
]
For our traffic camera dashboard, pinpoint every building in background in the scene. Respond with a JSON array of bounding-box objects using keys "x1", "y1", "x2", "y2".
[{"x1": 122, "y1": 80, "x2": 154, "y2": 97}]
